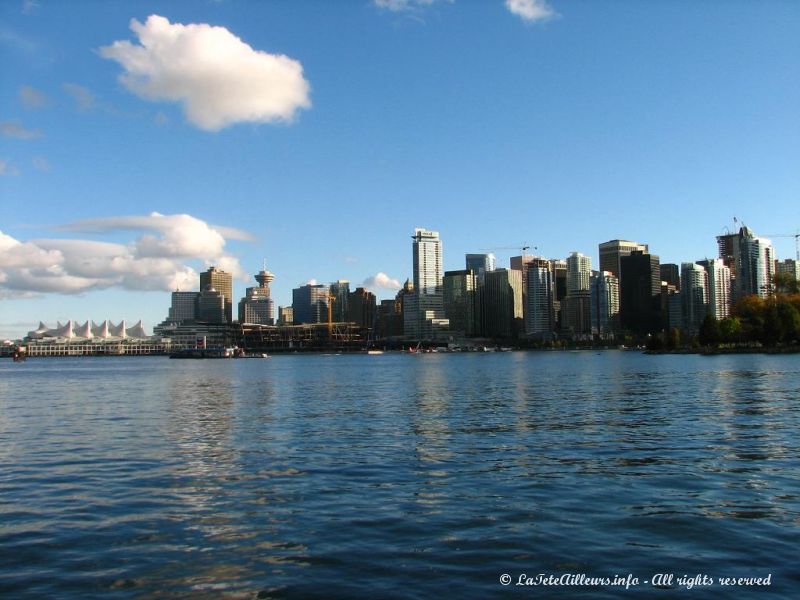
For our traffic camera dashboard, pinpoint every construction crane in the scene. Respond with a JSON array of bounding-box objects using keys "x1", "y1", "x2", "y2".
[{"x1": 762, "y1": 231, "x2": 800, "y2": 262}]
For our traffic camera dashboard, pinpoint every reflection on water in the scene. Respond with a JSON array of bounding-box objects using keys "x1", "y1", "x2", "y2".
[{"x1": 1, "y1": 353, "x2": 799, "y2": 598}]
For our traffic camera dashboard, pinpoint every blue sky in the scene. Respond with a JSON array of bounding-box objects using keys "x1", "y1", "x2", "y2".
[{"x1": 1, "y1": 0, "x2": 799, "y2": 339}]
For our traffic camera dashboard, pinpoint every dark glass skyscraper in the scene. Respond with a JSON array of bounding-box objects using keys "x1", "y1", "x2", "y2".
[{"x1": 620, "y1": 250, "x2": 662, "y2": 335}]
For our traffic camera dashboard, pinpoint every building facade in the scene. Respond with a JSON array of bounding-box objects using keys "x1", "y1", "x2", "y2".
[
  {"x1": 443, "y1": 269, "x2": 478, "y2": 336},
  {"x1": 483, "y1": 268, "x2": 523, "y2": 339},
  {"x1": 200, "y1": 267, "x2": 233, "y2": 323},
  {"x1": 599, "y1": 240, "x2": 649, "y2": 278},
  {"x1": 590, "y1": 271, "x2": 619, "y2": 337},
  {"x1": 619, "y1": 250, "x2": 662, "y2": 335},
  {"x1": 404, "y1": 228, "x2": 449, "y2": 339},
  {"x1": 292, "y1": 283, "x2": 330, "y2": 325},
  {"x1": 733, "y1": 227, "x2": 775, "y2": 300},
  {"x1": 681, "y1": 262, "x2": 708, "y2": 335},
  {"x1": 465, "y1": 253, "x2": 495, "y2": 283},
  {"x1": 238, "y1": 266, "x2": 275, "y2": 325}
]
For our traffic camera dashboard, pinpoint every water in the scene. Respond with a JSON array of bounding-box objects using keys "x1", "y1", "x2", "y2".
[{"x1": 1, "y1": 352, "x2": 798, "y2": 599}]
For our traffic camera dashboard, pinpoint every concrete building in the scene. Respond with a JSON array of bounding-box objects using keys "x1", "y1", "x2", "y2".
[
  {"x1": 599, "y1": 239, "x2": 649, "y2": 279},
  {"x1": 697, "y1": 258, "x2": 731, "y2": 320},
  {"x1": 330, "y1": 280, "x2": 351, "y2": 322},
  {"x1": 733, "y1": 227, "x2": 775, "y2": 300},
  {"x1": 524, "y1": 258, "x2": 555, "y2": 336},
  {"x1": 590, "y1": 271, "x2": 619, "y2": 337},
  {"x1": 292, "y1": 283, "x2": 330, "y2": 325},
  {"x1": 200, "y1": 267, "x2": 233, "y2": 323},
  {"x1": 483, "y1": 268, "x2": 523, "y2": 339},
  {"x1": 443, "y1": 269, "x2": 478, "y2": 336},
  {"x1": 566, "y1": 252, "x2": 592, "y2": 295},
  {"x1": 562, "y1": 252, "x2": 592, "y2": 336},
  {"x1": 681, "y1": 262, "x2": 708, "y2": 335},
  {"x1": 620, "y1": 250, "x2": 662, "y2": 336},
  {"x1": 277, "y1": 306, "x2": 293, "y2": 326},
  {"x1": 660, "y1": 263, "x2": 680, "y2": 290},
  {"x1": 168, "y1": 291, "x2": 199, "y2": 323},
  {"x1": 776, "y1": 258, "x2": 800, "y2": 281},
  {"x1": 197, "y1": 285, "x2": 226, "y2": 323},
  {"x1": 238, "y1": 265, "x2": 275, "y2": 325},
  {"x1": 347, "y1": 287, "x2": 376, "y2": 329},
  {"x1": 404, "y1": 228, "x2": 449, "y2": 339}
]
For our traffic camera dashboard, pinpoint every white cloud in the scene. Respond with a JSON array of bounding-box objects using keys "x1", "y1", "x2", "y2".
[
  {"x1": 1, "y1": 120, "x2": 42, "y2": 140},
  {"x1": 305, "y1": 278, "x2": 318, "y2": 286},
  {"x1": 22, "y1": 0, "x2": 40, "y2": 15},
  {"x1": 0, "y1": 213, "x2": 251, "y2": 295},
  {"x1": 373, "y1": 0, "x2": 437, "y2": 11},
  {"x1": 99, "y1": 14, "x2": 311, "y2": 131},
  {"x1": 19, "y1": 85, "x2": 47, "y2": 108},
  {"x1": 62, "y1": 82, "x2": 97, "y2": 111},
  {"x1": 505, "y1": 0, "x2": 557, "y2": 23},
  {"x1": 0, "y1": 159, "x2": 20, "y2": 176},
  {"x1": 363, "y1": 272, "x2": 402, "y2": 291}
]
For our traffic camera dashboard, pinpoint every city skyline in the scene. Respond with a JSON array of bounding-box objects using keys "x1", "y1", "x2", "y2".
[{"x1": 2, "y1": 1, "x2": 799, "y2": 338}]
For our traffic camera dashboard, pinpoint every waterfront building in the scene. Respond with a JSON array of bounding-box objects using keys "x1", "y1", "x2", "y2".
[
  {"x1": 28, "y1": 320, "x2": 148, "y2": 340},
  {"x1": 168, "y1": 291, "x2": 199, "y2": 323},
  {"x1": 404, "y1": 228, "x2": 449, "y2": 339},
  {"x1": 238, "y1": 265, "x2": 275, "y2": 325},
  {"x1": 200, "y1": 267, "x2": 233, "y2": 323},
  {"x1": 525, "y1": 259, "x2": 555, "y2": 336},
  {"x1": 599, "y1": 239, "x2": 648, "y2": 279},
  {"x1": 619, "y1": 250, "x2": 662, "y2": 335},
  {"x1": 197, "y1": 285, "x2": 226, "y2": 323},
  {"x1": 483, "y1": 268, "x2": 523, "y2": 339},
  {"x1": 681, "y1": 263, "x2": 709, "y2": 335},
  {"x1": 776, "y1": 258, "x2": 800, "y2": 281},
  {"x1": 590, "y1": 271, "x2": 619, "y2": 337},
  {"x1": 292, "y1": 283, "x2": 330, "y2": 325},
  {"x1": 347, "y1": 287, "x2": 377, "y2": 329},
  {"x1": 330, "y1": 280, "x2": 351, "y2": 322},
  {"x1": 465, "y1": 253, "x2": 495, "y2": 283},
  {"x1": 278, "y1": 306, "x2": 294, "y2": 326},
  {"x1": 733, "y1": 227, "x2": 775, "y2": 300},
  {"x1": 660, "y1": 264, "x2": 680, "y2": 290},
  {"x1": 443, "y1": 269, "x2": 478, "y2": 336},
  {"x1": 697, "y1": 258, "x2": 731, "y2": 320}
]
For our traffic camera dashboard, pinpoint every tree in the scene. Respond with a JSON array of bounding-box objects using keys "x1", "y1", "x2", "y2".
[
  {"x1": 698, "y1": 314, "x2": 720, "y2": 346},
  {"x1": 718, "y1": 317, "x2": 741, "y2": 344},
  {"x1": 774, "y1": 273, "x2": 800, "y2": 295}
]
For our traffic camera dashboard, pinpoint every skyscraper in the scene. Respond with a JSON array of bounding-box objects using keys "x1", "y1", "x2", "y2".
[
  {"x1": 563, "y1": 252, "x2": 592, "y2": 336},
  {"x1": 483, "y1": 268, "x2": 523, "y2": 338},
  {"x1": 347, "y1": 287, "x2": 376, "y2": 329},
  {"x1": 620, "y1": 250, "x2": 661, "y2": 335},
  {"x1": 525, "y1": 258, "x2": 555, "y2": 336},
  {"x1": 200, "y1": 267, "x2": 233, "y2": 323},
  {"x1": 697, "y1": 258, "x2": 731, "y2": 320},
  {"x1": 733, "y1": 227, "x2": 775, "y2": 300},
  {"x1": 329, "y1": 280, "x2": 351, "y2": 322},
  {"x1": 599, "y1": 240, "x2": 649, "y2": 278},
  {"x1": 404, "y1": 228, "x2": 449, "y2": 339},
  {"x1": 465, "y1": 253, "x2": 495, "y2": 283},
  {"x1": 681, "y1": 262, "x2": 708, "y2": 335},
  {"x1": 590, "y1": 271, "x2": 619, "y2": 337},
  {"x1": 197, "y1": 285, "x2": 226, "y2": 323},
  {"x1": 292, "y1": 283, "x2": 330, "y2": 325},
  {"x1": 443, "y1": 269, "x2": 478, "y2": 336},
  {"x1": 660, "y1": 264, "x2": 680, "y2": 290},
  {"x1": 168, "y1": 291, "x2": 199, "y2": 323},
  {"x1": 238, "y1": 264, "x2": 275, "y2": 325}
]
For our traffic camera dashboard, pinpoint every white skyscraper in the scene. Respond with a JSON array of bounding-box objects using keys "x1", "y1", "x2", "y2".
[
  {"x1": 734, "y1": 227, "x2": 775, "y2": 300},
  {"x1": 404, "y1": 228, "x2": 449, "y2": 339},
  {"x1": 566, "y1": 252, "x2": 592, "y2": 294},
  {"x1": 704, "y1": 258, "x2": 731, "y2": 320},
  {"x1": 681, "y1": 262, "x2": 708, "y2": 334}
]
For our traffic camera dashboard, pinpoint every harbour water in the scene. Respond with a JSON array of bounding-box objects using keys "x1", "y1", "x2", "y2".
[{"x1": 1, "y1": 352, "x2": 798, "y2": 598}]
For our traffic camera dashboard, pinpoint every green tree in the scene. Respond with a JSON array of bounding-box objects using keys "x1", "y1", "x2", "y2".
[
  {"x1": 776, "y1": 300, "x2": 800, "y2": 342},
  {"x1": 774, "y1": 273, "x2": 800, "y2": 295},
  {"x1": 698, "y1": 314, "x2": 720, "y2": 346},
  {"x1": 718, "y1": 317, "x2": 741, "y2": 344}
]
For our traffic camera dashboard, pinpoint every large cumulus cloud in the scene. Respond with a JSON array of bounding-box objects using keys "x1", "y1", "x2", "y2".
[
  {"x1": 99, "y1": 15, "x2": 311, "y2": 131},
  {"x1": 0, "y1": 213, "x2": 250, "y2": 297}
]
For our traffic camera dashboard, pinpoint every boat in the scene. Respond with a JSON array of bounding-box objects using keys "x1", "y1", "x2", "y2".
[
  {"x1": 169, "y1": 347, "x2": 236, "y2": 359},
  {"x1": 366, "y1": 349, "x2": 384, "y2": 355}
]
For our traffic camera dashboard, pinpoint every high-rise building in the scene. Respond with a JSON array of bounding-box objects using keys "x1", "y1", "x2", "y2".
[
  {"x1": 590, "y1": 271, "x2": 619, "y2": 337},
  {"x1": 681, "y1": 262, "x2": 708, "y2": 335},
  {"x1": 197, "y1": 285, "x2": 226, "y2": 323},
  {"x1": 483, "y1": 268, "x2": 523, "y2": 338},
  {"x1": 599, "y1": 240, "x2": 649, "y2": 280},
  {"x1": 566, "y1": 252, "x2": 592, "y2": 295},
  {"x1": 404, "y1": 228, "x2": 449, "y2": 339},
  {"x1": 619, "y1": 250, "x2": 661, "y2": 335},
  {"x1": 277, "y1": 306, "x2": 293, "y2": 325},
  {"x1": 347, "y1": 287, "x2": 376, "y2": 328},
  {"x1": 292, "y1": 283, "x2": 330, "y2": 325},
  {"x1": 716, "y1": 232, "x2": 738, "y2": 277},
  {"x1": 443, "y1": 269, "x2": 478, "y2": 336},
  {"x1": 168, "y1": 291, "x2": 199, "y2": 323},
  {"x1": 238, "y1": 265, "x2": 275, "y2": 325},
  {"x1": 200, "y1": 267, "x2": 233, "y2": 323},
  {"x1": 550, "y1": 259, "x2": 567, "y2": 330},
  {"x1": 466, "y1": 253, "x2": 495, "y2": 283},
  {"x1": 524, "y1": 258, "x2": 554, "y2": 336},
  {"x1": 329, "y1": 280, "x2": 350, "y2": 322},
  {"x1": 776, "y1": 259, "x2": 800, "y2": 281},
  {"x1": 660, "y1": 264, "x2": 680, "y2": 290},
  {"x1": 511, "y1": 255, "x2": 536, "y2": 337},
  {"x1": 697, "y1": 258, "x2": 731, "y2": 320},
  {"x1": 733, "y1": 227, "x2": 775, "y2": 300}
]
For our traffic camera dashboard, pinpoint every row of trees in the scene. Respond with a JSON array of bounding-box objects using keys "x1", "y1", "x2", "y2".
[{"x1": 698, "y1": 294, "x2": 800, "y2": 347}]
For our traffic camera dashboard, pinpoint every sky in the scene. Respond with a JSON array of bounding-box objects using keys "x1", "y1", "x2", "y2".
[{"x1": 1, "y1": 0, "x2": 799, "y2": 339}]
